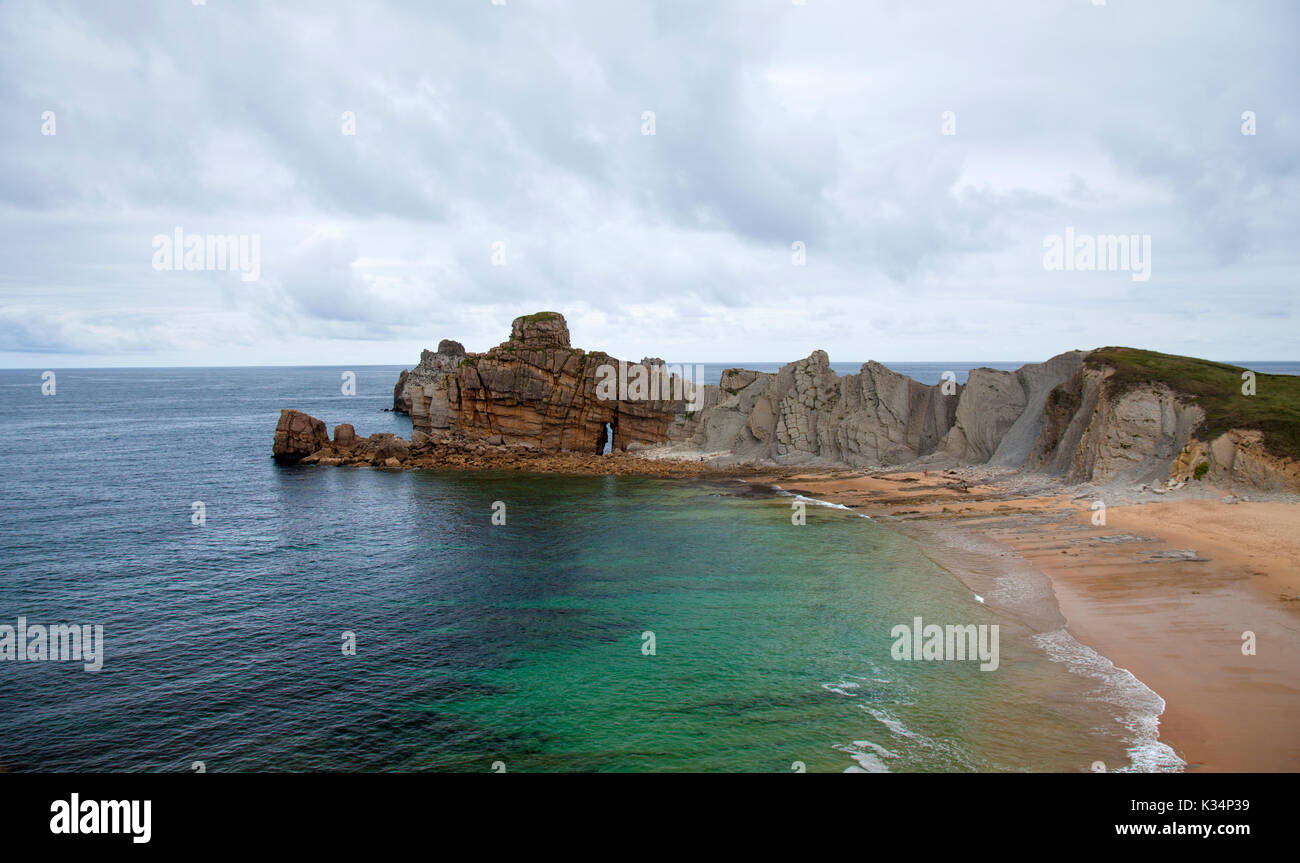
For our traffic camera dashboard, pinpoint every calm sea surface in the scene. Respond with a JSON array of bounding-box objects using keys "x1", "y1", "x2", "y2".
[{"x1": 1, "y1": 362, "x2": 1292, "y2": 771}]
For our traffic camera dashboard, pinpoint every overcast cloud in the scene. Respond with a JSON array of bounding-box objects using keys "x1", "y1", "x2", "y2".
[{"x1": 1, "y1": 0, "x2": 1297, "y2": 367}]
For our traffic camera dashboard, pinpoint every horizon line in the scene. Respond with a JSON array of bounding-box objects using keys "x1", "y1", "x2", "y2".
[{"x1": 4, "y1": 358, "x2": 1300, "y2": 372}]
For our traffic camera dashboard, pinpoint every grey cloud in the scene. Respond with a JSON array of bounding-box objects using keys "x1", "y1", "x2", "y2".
[{"x1": 0, "y1": 0, "x2": 1297, "y2": 364}]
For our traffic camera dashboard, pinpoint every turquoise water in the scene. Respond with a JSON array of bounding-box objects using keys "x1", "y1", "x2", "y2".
[{"x1": 0, "y1": 367, "x2": 1159, "y2": 771}]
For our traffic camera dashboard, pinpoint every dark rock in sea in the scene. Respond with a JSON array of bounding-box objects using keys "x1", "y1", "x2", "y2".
[{"x1": 273, "y1": 409, "x2": 330, "y2": 463}]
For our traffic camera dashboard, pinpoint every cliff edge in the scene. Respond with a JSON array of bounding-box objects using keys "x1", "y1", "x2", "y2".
[{"x1": 274, "y1": 314, "x2": 1300, "y2": 493}]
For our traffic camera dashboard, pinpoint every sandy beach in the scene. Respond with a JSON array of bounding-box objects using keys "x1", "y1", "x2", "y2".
[{"x1": 773, "y1": 470, "x2": 1300, "y2": 772}]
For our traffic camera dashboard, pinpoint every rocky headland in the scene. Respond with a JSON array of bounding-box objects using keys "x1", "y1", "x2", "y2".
[
  {"x1": 273, "y1": 310, "x2": 1300, "y2": 494},
  {"x1": 269, "y1": 309, "x2": 1300, "y2": 771}
]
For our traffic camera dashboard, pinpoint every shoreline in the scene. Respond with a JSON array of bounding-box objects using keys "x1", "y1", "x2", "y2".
[
  {"x1": 778, "y1": 470, "x2": 1300, "y2": 772},
  {"x1": 291, "y1": 446, "x2": 1300, "y2": 771}
]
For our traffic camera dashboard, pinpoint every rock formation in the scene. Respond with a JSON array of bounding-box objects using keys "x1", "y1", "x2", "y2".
[
  {"x1": 404, "y1": 311, "x2": 692, "y2": 453},
  {"x1": 1022, "y1": 350, "x2": 1300, "y2": 490},
  {"x1": 671, "y1": 351, "x2": 966, "y2": 467},
  {"x1": 672, "y1": 350, "x2": 1084, "y2": 469},
  {"x1": 947, "y1": 351, "x2": 1087, "y2": 466},
  {"x1": 1171, "y1": 430, "x2": 1300, "y2": 491},
  {"x1": 1026, "y1": 365, "x2": 1204, "y2": 485},
  {"x1": 275, "y1": 312, "x2": 1300, "y2": 492},
  {"x1": 393, "y1": 339, "x2": 466, "y2": 413},
  {"x1": 272, "y1": 409, "x2": 330, "y2": 463}
]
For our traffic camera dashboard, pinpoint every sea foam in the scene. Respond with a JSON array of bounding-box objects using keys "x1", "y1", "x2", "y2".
[{"x1": 1032, "y1": 628, "x2": 1185, "y2": 773}]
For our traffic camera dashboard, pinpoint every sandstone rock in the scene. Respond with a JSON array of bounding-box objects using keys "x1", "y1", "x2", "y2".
[
  {"x1": 334, "y1": 424, "x2": 357, "y2": 447},
  {"x1": 1172, "y1": 430, "x2": 1300, "y2": 492},
  {"x1": 364, "y1": 433, "x2": 410, "y2": 463},
  {"x1": 393, "y1": 340, "x2": 469, "y2": 413},
  {"x1": 437, "y1": 339, "x2": 466, "y2": 356},
  {"x1": 406, "y1": 312, "x2": 686, "y2": 454},
  {"x1": 509, "y1": 311, "x2": 570, "y2": 348},
  {"x1": 272, "y1": 409, "x2": 329, "y2": 463}
]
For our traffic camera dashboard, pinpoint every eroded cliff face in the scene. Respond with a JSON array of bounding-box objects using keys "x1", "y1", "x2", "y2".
[
  {"x1": 944, "y1": 351, "x2": 1088, "y2": 467},
  {"x1": 1171, "y1": 431, "x2": 1300, "y2": 492},
  {"x1": 1028, "y1": 359, "x2": 1299, "y2": 491},
  {"x1": 393, "y1": 339, "x2": 465, "y2": 414},
  {"x1": 276, "y1": 314, "x2": 1297, "y2": 492},
  {"x1": 404, "y1": 312, "x2": 690, "y2": 452},
  {"x1": 1028, "y1": 366, "x2": 1205, "y2": 485},
  {"x1": 674, "y1": 350, "x2": 1086, "y2": 470},
  {"x1": 673, "y1": 351, "x2": 963, "y2": 467}
]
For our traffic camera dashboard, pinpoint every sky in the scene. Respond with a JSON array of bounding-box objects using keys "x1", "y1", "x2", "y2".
[{"x1": 1, "y1": 0, "x2": 1297, "y2": 368}]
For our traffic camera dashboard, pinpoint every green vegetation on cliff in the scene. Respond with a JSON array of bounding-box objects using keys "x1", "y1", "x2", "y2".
[
  {"x1": 517, "y1": 311, "x2": 564, "y2": 323},
  {"x1": 1087, "y1": 347, "x2": 1300, "y2": 461}
]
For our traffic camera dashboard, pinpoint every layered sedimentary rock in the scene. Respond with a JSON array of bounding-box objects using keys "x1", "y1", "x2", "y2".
[
  {"x1": 1024, "y1": 357, "x2": 1300, "y2": 490},
  {"x1": 674, "y1": 350, "x2": 1086, "y2": 470},
  {"x1": 1171, "y1": 430, "x2": 1300, "y2": 492},
  {"x1": 1027, "y1": 365, "x2": 1204, "y2": 484},
  {"x1": 275, "y1": 311, "x2": 1298, "y2": 492},
  {"x1": 393, "y1": 339, "x2": 466, "y2": 414},
  {"x1": 674, "y1": 351, "x2": 965, "y2": 467},
  {"x1": 404, "y1": 312, "x2": 691, "y2": 452},
  {"x1": 944, "y1": 351, "x2": 1087, "y2": 466}
]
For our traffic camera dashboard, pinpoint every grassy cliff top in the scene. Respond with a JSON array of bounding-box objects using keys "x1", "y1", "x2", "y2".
[
  {"x1": 516, "y1": 311, "x2": 564, "y2": 323},
  {"x1": 1087, "y1": 347, "x2": 1300, "y2": 461}
]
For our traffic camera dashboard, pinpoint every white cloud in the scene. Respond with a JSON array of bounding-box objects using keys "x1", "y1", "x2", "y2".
[{"x1": 0, "y1": 0, "x2": 1297, "y2": 367}]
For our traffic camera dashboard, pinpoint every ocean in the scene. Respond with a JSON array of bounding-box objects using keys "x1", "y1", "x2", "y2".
[{"x1": 1, "y1": 362, "x2": 1293, "y2": 772}]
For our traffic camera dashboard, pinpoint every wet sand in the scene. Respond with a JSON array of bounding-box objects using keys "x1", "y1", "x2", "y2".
[{"x1": 778, "y1": 471, "x2": 1300, "y2": 772}]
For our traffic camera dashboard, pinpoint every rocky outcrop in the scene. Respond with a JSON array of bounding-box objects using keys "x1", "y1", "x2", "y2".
[
  {"x1": 393, "y1": 339, "x2": 466, "y2": 413},
  {"x1": 673, "y1": 351, "x2": 964, "y2": 467},
  {"x1": 1171, "y1": 430, "x2": 1300, "y2": 492},
  {"x1": 275, "y1": 312, "x2": 1298, "y2": 493},
  {"x1": 282, "y1": 409, "x2": 729, "y2": 476},
  {"x1": 405, "y1": 312, "x2": 692, "y2": 452},
  {"x1": 1022, "y1": 353, "x2": 1300, "y2": 489},
  {"x1": 664, "y1": 350, "x2": 1089, "y2": 470},
  {"x1": 1028, "y1": 366, "x2": 1201, "y2": 485},
  {"x1": 272, "y1": 409, "x2": 330, "y2": 463},
  {"x1": 943, "y1": 351, "x2": 1087, "y2": 466},
  {"x1": 1025, "y1": 355, "x2": 1300, "y2": 492},
  {"x1": 941, "y1": 368, "x2": 1026, "y2": 464}
]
